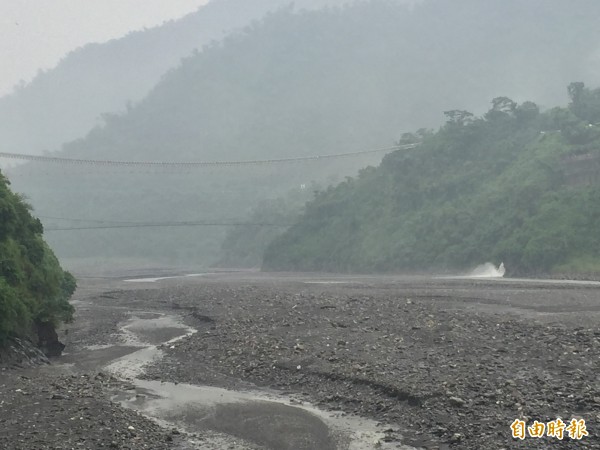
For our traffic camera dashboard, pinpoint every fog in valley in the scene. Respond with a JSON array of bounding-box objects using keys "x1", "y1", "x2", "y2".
[
  {"x1": 2, "y1": 0, "x2": 600, "y2": 274},
  {"x1": 0, "y1": 0, "x2": 374, "y2": 156}
]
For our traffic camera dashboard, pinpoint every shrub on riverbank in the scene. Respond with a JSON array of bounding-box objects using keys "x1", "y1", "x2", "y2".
[{"x1": 0, "y1": 171, "x2": 75, "y2": 345}]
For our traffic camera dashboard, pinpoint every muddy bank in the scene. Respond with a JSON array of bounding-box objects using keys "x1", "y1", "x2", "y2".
[
  {"x1": 0, "y1": 321, "x2": 67, "y2": 367},
  {"x1": 0, "y1": 337, "x2": 49, "y2": 369}
]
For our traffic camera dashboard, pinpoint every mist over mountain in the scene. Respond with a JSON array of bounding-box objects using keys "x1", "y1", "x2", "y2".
[
  {"x1": 0, "y1": 0, "x2": 353, "y2": 157},
  {"x1": 7, "y1": 0, "x2": 600, "y2": 269}
]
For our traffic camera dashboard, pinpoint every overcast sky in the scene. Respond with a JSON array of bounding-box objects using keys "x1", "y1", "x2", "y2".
[{"x1": 0, "y1": 0, "x2": 210, "y2": 97}]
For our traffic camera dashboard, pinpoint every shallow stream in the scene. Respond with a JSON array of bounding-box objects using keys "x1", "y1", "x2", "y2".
[{"x1": 104, "y1": 311, "x2": 417, "y2": 449}]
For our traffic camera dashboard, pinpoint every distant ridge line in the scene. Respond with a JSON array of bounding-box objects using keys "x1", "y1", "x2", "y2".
[{"x1": 0, "y1": 144, "x2": 417, "y2": 168}]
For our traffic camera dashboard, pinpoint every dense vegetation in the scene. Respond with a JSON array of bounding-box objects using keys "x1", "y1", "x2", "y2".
[
  {"x1": 8, "y1": 0, "x2": 600, "y2": 268},
  {"x1": 0, "y1": 172, "x2": 75, "y2": 345},
  {"x1": 264, "y1": 84, "x2": 600, "y2": 275}
]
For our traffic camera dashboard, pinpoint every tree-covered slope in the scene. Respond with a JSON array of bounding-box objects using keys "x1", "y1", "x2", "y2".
[
  {"x1": 0, "y1": 0, "x2": 351, "y2": 157},
  {"x1": 218, "y1": 185, "x2": 318, "y2": 267},
  {"x1": 8, "y1": 0, "x2": 600, "y2": 267},
  {"x1": 0, "y1": 172, "x2": 75, "y2": 346},
  {"x1": 263, "y1": 85, "x2": 600, "y2": 275}
]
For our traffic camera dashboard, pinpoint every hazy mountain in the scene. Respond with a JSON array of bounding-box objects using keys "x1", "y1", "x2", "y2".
[
  {"x1": 0, "y1": 0, "x2": 356, "y2": 157},
  {"x1": 7, "y1": 0, "x2": 600, "y2": 269}
]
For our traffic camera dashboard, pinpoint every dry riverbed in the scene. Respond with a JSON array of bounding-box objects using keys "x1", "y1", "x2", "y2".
[{"x1": 1, "y1": 272, "x2": 600, "y2": 449}]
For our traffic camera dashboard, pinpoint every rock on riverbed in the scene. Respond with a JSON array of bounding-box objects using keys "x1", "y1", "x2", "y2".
[{"x1": 0, "y1": 371, "x2": 184, "y2": 449}]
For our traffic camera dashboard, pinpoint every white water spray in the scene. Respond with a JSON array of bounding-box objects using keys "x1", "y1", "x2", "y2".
[{"x1": 468, "y1": 262, "x2": 505, "y2": 278}]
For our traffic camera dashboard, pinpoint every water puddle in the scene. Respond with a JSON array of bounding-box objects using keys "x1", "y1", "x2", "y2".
[
  {"x1": 123, "y1": 273, "x2": 208, "y2": 283},
  {"x1": 499, "y1": 278, "x2": 600, "y2": 286},
  {"x1": 84, "y1": 344, "x2": 114, "y2": 351},
  {"x1": 115, "y1": 380, "x2": 411, "y2": 449},
  {"x1": 105, "y1": 313, "x2": 196, "y2": 379},
  {"x1": 104, "y1": 311, "x2": 417, "y2": 449}
]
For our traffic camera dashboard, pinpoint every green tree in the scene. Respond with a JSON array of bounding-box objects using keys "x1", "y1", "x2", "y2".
[
  {"x1": 264, "y1": 85, "x2": 600, "y2": 275},
  {"x1": 568, "y1": 82, "x2": 600, "y2": 124},
  {"x1": 0, "y1": 171, "x2": 75, "y2": 345}
]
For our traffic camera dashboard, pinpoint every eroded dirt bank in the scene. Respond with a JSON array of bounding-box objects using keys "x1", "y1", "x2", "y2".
[{"x1": 2, "y1": 272, "x2": 600, "y2": 449}]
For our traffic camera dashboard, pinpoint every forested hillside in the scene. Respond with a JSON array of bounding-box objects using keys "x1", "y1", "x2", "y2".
[
  {"x1": 263, "y1": 84, "x2": 600, "y2": 275},
  {"x1": 218, "y1": 186, "x2": 318, "y2": 267},
  {"x1": 0, "y1": 172, "x2": 75, "y2": 346},
  {"x1": 0, "y1": 0, "x2": 351, "y2": 157},
  {"x1": 8, "y1": 0, "x2": 600, "y2": 268}
]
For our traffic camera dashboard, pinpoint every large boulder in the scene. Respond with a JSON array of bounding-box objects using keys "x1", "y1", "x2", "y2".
[{"x1": 35, "y1": 321, "x2": 66, "y2": 358}]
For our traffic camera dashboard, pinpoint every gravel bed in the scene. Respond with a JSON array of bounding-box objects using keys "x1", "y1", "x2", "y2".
[
  {"x1": 2, "y1": 275, "x2": 599, "y2": 449},
  {"x1": 137, "y1": 278, "x2": 600, "y2": 449},
  {"x1": 0, "y1": 372, "x2": 183, "y2": 449}
]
